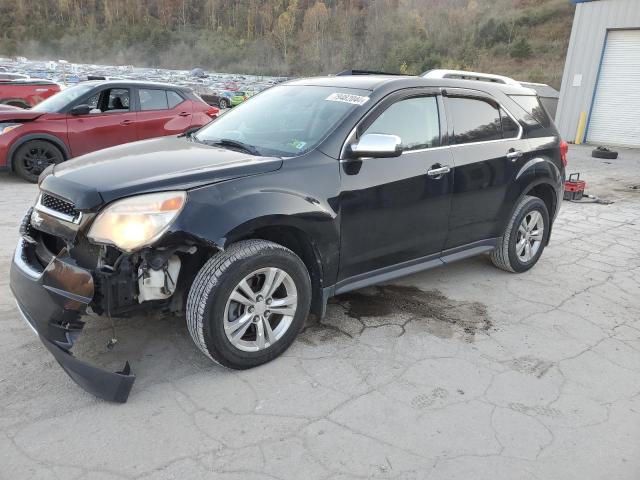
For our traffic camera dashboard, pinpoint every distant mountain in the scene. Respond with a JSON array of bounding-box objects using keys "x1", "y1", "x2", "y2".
[{"x1": 0, "y1": 0, "x2": 574, "y2": 88}]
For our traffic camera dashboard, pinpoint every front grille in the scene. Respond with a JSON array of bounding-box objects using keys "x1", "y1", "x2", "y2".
[{"x1": 40, "y1": 193, "x2": 79, "y2": 219}]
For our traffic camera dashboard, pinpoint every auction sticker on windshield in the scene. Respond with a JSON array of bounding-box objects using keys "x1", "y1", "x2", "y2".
[{"x1": 325, "y1": 93, "x2": 370, "y2": 105}]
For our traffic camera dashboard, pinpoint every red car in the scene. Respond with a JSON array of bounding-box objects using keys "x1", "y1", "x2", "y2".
[
  {"x1": 0, "y1": 79, "x2": 61, "y2": 108},
  {"x1": 0, "y1": 80, "x2": 219, "y2": 182}
]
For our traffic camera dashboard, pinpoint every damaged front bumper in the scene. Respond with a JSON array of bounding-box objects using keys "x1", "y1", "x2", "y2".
[{"x1": 9, "y1": 240, "x2": 135, "y2": 403}]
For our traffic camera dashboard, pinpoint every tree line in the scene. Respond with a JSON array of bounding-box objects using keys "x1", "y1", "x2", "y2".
[{"x1": 0, "y1": 0, "x2": 573, "y2": 88}]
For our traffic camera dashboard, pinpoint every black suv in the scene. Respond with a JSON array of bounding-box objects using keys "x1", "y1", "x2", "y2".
[{"x1": 10, "y1": 73, "x2": 567, "y2": 402}]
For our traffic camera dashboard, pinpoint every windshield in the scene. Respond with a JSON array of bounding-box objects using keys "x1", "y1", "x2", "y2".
[
  {"x1": 31, "y1": 83, "x2": 96, "y2": 113},
  {"x1": 195, "y1": 85, "x2": 370, "y2": 157}
]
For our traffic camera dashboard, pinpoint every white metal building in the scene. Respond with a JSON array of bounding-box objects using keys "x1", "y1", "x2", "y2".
[{"x1": 556, "y1": 0, "x2": 640, "y2": 147}]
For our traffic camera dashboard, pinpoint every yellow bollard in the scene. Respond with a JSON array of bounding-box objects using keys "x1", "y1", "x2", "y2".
[{"x1": 574, "y1": 111, "x2": 587, "y2": 145}]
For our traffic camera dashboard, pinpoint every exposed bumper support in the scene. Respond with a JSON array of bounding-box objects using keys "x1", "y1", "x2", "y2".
[{"x1": 10, "y1": 240, "x2": 135, "y2": 403}]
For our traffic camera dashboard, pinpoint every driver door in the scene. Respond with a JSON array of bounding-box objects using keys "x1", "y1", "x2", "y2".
[
  {"x1": 66, "y1": 87, "x2": 138, "y2": 157},
  {"x1": 338, "y1": 92, "x2": 454, "y2": 281}
]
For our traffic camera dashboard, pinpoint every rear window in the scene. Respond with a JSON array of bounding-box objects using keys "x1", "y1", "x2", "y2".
[
  {"x1": 509, "y1": 95, "x2": 551, "y2": 128},
  {"x1": 167, "y1": 90, "x2": 184, "y2": 108}
]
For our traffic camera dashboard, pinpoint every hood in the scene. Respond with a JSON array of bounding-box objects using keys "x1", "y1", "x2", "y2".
[
  {"x1": 40, "y1": 136, "x2": 283, "y2": 210},
  {"x1": 0, "y1": 109, "x2": 44, "y2": 121}
]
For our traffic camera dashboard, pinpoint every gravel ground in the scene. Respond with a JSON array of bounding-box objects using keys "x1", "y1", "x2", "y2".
[{"x1": 0, "y1": 144, "x2": 639, "y2": 480}]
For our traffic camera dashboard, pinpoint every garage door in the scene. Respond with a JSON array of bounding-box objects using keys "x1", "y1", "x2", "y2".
[{"x1": 587, "y1": 30, "x2": 640, "y2": 147}]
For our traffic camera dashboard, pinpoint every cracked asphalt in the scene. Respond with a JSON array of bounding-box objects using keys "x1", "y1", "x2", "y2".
[{"x1": 1, "y1": 144, "x2": 639, "y2": 479}]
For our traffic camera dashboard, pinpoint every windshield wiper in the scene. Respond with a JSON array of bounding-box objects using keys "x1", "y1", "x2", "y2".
[{"x1": 203, "y1": 138, "x2": 261, "y2": 156}]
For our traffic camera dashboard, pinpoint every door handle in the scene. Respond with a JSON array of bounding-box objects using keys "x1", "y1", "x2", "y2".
[
  {"x1": 120, "y1": 119, "x2": 133, "y2": 126},
  {"x1": 507, "y1": 149, "x2": 523, "y2": 161},
  {"x1": 178, "y1": 112, "x2": 191, "y2": 117},
  {"x1": 427, "y1": 165, "x2": 451, "y2": 178}
]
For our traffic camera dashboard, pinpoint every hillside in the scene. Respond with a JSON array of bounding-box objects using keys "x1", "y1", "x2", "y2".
[{"x1": 0, "y1": 0, "x2": 575, "y2": 88}]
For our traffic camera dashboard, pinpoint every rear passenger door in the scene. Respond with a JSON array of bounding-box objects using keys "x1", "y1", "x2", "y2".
[
  {"x1": 443, "y1": 92, "x2": 528, "y2": 250},
  {"x1": 135, "y1": 88, "x2": 192, "y2": 140}
]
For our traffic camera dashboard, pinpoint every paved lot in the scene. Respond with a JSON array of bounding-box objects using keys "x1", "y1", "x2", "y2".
[{"x1": 1, "y1": 144, "x2": 639, "y2": 480}]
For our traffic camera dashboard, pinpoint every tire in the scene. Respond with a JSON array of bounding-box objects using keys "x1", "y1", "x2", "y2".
[
  {"x1": 490, "y1": 195, "x2": 550, "y2": 273},
  {"x1": 13, "y1": 140, "x2": 64, "y2": 183},
  {"x1": 186, "y1": 240, "x2": 311, "y2": 369},
  {"x1": 219, "y1": 98, "x2": 229, "y2": 109},
  {"x1": 592, "y1": 147, "x2": 618, "y2": 160}
]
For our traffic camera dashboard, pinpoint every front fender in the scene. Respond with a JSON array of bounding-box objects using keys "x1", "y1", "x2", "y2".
[
  {"x1": 171, "y1": 157, "x2": 341, "y2": 284},
  {"x1": 7, "y1": 132, "x2": 70, "y2": 170}
]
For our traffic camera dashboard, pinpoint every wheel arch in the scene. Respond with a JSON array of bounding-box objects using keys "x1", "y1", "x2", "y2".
[
  {"x1": 234, "y1": 223, "x2": 326, "y2": 318},
  {"x1": 7, "y1": 133, "x2": 70, "y2": 171},
  {"x1": 0, "y1": 98, "x2": 30, "y2": 109},
  {"x1": 504, "y1": 176, "x2": 561, "y2": 246},
  {"x1": 525, "y1": 182, "x2": 558, "y2": 222}
]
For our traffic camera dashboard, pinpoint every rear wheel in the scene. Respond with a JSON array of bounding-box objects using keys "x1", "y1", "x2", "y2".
[
  {"x1": 13, "y1": 140, "x2": 64, "y2": 183},
  {"x1": 491, "y1": 195, "x2": 549, "y2": 273},
  {"x1": 219, "y1": 98, "x2": 229, "y2": 109},
  {"x1": 186, "y1": 240, "x2": 311, "y2": 369}
]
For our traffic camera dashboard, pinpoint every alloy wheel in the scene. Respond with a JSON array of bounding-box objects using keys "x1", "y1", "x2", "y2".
[
  {"x1": 223, "y1": 267, "x2": 298, "y2": 352},
  {"x1": 516, "y1": 210, "x2": 544, "y2": 262},
  {"x1": 20, "y1": 145, "x2": 58, "y2": 175}
]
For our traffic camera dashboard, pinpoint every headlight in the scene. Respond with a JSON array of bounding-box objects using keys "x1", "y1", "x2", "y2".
[
  {"x1": 88, "y1": 192, "x2": 186, "y2": 252},
  {"x1": 0, "y1": 123, "x2": 21, "y2": 135}
]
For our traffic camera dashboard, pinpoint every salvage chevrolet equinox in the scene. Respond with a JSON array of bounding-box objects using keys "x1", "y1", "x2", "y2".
[{"x1": 10, "y1": 72, "x2": 567, "y2": 402}]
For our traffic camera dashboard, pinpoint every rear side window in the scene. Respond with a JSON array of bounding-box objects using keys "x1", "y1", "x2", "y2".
[
  {"x1": 509, "y1": 95, "x2": 551, "y2": 128},
  {"x1": 139, "y1": 89, "x2": 169, "y2": 110},
  {"x1": 167, "y1": 90, "x2": 185, "y2": 108},
  {"x1": 365, "y1": 96, "x2": 440, "y2": 151},
  {"x1": 448, "y1": 97, "x2": 502, "y2": 144}
]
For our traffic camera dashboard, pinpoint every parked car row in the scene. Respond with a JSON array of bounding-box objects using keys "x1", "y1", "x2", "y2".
[
  {"x1": 200, "y1": 90, "x2": 249, "y2": 109},
  {"x1": 0, "y1": 80, "x2": 218, "y2": 182}
]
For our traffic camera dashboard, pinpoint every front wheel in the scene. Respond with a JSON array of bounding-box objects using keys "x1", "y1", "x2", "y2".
[
  {"x1": 218, "y1": 98, "x2": 229, "y2": 109},
  {"x1": 13, "y1": 140, "x2": 64, "y2": 183},
  {"x1": 186, "y1": 240, "x2": 311, "y2": 369},
  {"x1": 491, "y1": 195, "x2": 550, "y2": 273}
]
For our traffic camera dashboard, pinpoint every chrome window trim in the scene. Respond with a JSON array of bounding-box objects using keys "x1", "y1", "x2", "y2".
[
  {"x1": 339, "y1": 91, "x2": 523, "y2": 159},
  {"x1": 35, "y1": 194, "x2": 83, "y2": 224},
  {"x1": 401, "y1": 145, "x2": 450, "y2": 155},
  {"x1": 447, "y1": 98, "x2": 523, "y2": 147},
  {"x1": 339, "y1": 93, "x2": 444, "y2": 159}
]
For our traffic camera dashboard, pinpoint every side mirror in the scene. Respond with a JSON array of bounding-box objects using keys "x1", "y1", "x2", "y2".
[
  {"x1": 70, "y1": 104, "x2": 91, "y2": 116},
  {"x1": 349, "y1": 133, "x2": 403, "y2": 158}
]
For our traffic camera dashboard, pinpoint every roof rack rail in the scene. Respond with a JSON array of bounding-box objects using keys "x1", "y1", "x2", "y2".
[
  {"x1": 336, "y1": 69, "x2": 406, "y2": 76},
  {"x1": 421, "y1": 69, "x2": 522, "y2": 86}
]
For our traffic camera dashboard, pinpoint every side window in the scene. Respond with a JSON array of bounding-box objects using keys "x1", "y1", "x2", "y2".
[
  {"x1": 167, "y1": 90, "x2": 184, "y2": 109},
  {"x1": 139, "y1": 89, "x2": 169, "y2": 110},
  {"x1": 448, "y1": 97, "x2": 502, "y2": 144},
  {"x1": 106, "y1": 88, "x2": 130, "y2": 111},
  {"x1": 509, "y1": 95, "x2": 551, "y2": 128},
  {"x1": 85, "y1": 93, "x2": 100, "y2": 111},
  {"x1": 500, "y1": 108, "x2": 520, "y2": 139},
  {"x1": 364, "y1": 96, "x2": 440, "y2": 151}
]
